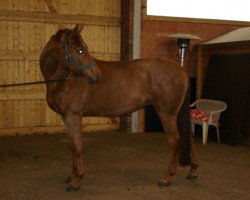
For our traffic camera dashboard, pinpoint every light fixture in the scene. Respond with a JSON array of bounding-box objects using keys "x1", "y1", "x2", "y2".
[{"x1": 168, "y1": 34, "x2": 201, "y2": 66}]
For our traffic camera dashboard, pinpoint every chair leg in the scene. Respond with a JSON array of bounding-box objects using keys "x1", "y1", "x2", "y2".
[
  {"x1": 216, "y1": 126, "x2": 220, "y2": 143},
  {"x1": 202, "y1": 122, "x2": 209, "y2": 145}
]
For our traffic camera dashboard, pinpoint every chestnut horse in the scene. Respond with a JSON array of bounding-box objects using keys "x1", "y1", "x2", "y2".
[{"x1": 40, "y1": 25, "x2": 198, "y2": 191}]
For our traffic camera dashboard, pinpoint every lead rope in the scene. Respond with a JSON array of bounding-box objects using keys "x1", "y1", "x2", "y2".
[{"x1": 0, "y1": 76, "x2": 74, "y2": 87}]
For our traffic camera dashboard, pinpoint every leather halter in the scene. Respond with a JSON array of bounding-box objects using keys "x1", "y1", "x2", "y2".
[{"x1": 64, "y1": 41, "x2": 96, "y2": 78}]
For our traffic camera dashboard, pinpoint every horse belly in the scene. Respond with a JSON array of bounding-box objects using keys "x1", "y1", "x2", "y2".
[{"x1": 84, "y1": 86, "x2": 150, "y2": 117}]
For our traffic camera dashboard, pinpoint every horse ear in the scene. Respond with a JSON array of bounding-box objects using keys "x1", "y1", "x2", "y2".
[
  {"x1": 54, "y1": 29, "x2": 63, "y2": 43},
  {"x1": 73, "y1": 24, "x2": 84, "y2": 34},
  {"x1": 54, "y1": 29, "x2": 69, "y2": 43}
]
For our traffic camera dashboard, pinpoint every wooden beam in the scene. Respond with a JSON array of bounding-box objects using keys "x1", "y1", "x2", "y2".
[
  {"x1": 0, "y1": 50, "x2": 39, "y2": 61},
  {"x1": 0, "y1": 91, "x2": 46, "y2": 101},
  {"x1": 0, "y1": 124, "x2": 120, "y2": 136},
  {"x1": 44, "y1": 0, "x2": 57, "y2": 13},
  {"x1": 0, "y1": 50, "x2": 120, "y2": 61},
  {"x1": 43, "y1": 0, "x2": 64, "y2": 29},
  {"x1": 0, "y1": 10, "x2": 120, "y2": 27}
]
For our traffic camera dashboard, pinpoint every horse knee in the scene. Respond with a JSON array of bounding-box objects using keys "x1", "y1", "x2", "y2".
[
  {"x1": 71, "y1": 146, "x2": 83, "y2": 155},
  {"x1": 168, "y1": 137, "x2": 180, "y2": 147},
  {"x1": 70, "y1": 138, "x2": 83, "y2": 150},
  {"x1": 167, "y1": 127, "x2": 180, "y2": 147}
]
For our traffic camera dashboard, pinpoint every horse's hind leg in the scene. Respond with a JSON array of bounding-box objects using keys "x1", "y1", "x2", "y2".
[
  {"x1": 156, "y1": 112, "x2": 180, "y2": 186},
  {"x1": 187, "y1": 136, "x2": 199, "y2": 180},
  {"x1": 62, "y1": 113, "x2": 84, "y2": 191}
]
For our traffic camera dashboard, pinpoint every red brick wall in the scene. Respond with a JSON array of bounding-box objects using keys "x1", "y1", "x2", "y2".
[
  {"x1": 121, "y1": 0, "x2": 134, "y2": 61},
  {"x1": 120, "y1": 0, "x2": 134, "y2": 132},
  {"x1": 141, "y1": 20, "x2": 244, "y2": 77}
]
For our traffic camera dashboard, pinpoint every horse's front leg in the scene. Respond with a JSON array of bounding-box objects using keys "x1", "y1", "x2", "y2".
[{"x1": 63, "y1": 113, "x2": 84, "y2": 191}]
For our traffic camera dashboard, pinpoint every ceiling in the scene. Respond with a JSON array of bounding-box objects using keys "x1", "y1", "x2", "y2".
[{"x1": 202, "y1": 27, "x2": 250, "y2": 44}]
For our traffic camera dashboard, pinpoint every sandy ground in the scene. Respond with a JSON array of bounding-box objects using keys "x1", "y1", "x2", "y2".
[{"x1": 0, "y1": 132, "x2": 249, "y2": 200}]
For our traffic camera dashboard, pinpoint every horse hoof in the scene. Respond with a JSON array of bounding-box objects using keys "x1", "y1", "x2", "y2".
[
  {"x1": 66, "y1": 184, "x2": 80, "y2": 192},
  {"x1": 186, "y1": 174, "x2": 198, "y2": 180},
  {"x1": 65, "y1": 176, "x2": 73, "y2": 183},
  {"x1": 158, "y1": 179, "x2": 171, "y2": 187}
]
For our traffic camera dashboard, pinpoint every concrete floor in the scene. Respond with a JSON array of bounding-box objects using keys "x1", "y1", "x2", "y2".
[{"x1": 0, "y1": 132, "x2": 249, "y2": 200}]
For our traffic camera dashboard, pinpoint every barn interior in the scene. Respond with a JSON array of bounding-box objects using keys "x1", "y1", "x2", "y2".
[{"x1": 0, "y1": 0, "x2": 249, "y2": 199}]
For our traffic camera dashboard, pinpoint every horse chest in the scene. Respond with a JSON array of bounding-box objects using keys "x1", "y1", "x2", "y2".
[{"x1": 46, "y1": 93, "x2": 62, "y2": 114}]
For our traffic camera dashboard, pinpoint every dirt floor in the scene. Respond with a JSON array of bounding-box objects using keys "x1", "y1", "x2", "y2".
[{"x1": 0, "y1": 132, "x2": 249, "y2": 200}]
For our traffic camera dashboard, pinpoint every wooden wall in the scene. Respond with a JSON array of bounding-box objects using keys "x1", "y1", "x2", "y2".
[{"x1": 0, "y1": 0, "x2": 121, "y2": 135}]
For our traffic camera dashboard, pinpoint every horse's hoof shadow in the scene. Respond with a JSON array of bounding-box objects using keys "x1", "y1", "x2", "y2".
[
  {"x1": 158, "y1": 179, "x2": 171, "y2": 187},
  {"x1": 66, "y1": 184, "x2": 80, "y2": 192},
  {"x1": 186, "y1": 174, "x2": 198, "y2": 181}
]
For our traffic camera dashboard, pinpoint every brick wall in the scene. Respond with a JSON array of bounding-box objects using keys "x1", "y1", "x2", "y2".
[
  {"x1": 120, "y1": 0, "x2": 134, "y2": 132},
  {"x1": 121, "y1": 0, "x2": 134, "y2": 61},
  {"x1": 141, "y1": 20, "x2": 244, "y2": 77}
]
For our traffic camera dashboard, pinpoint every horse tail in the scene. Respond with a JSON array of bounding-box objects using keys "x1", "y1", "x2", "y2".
[{"x1": 177, "y1": 80, "x2": 191, "y2": 166}]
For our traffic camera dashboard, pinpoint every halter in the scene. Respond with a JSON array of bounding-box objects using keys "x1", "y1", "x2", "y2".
[{"x1": 64, "y1": 41, "x2": 96, "y2": 78}]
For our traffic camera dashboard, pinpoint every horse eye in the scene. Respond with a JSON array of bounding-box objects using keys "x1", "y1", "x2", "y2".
[{"x1": 77, "y1": 49, "x2": 84, "y2": 54}]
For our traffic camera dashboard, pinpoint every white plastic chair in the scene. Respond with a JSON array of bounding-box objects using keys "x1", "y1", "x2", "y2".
[{"x1": 190, "y1": 99, "x2": 227, "y2": 145}]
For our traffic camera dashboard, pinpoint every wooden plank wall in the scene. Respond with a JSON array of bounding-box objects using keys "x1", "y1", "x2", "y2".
[{"x1": 0, "y1": 0, "x2": 121, "y2": 135}]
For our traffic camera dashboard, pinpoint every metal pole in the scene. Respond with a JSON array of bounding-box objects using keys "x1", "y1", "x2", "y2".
[{"x1": 131, "y1": 0, "x2": 141, "y2": 132}]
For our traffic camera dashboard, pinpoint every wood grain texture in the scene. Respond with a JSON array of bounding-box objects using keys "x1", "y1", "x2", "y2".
[{"x1": 0, "y1": 0, "x2": 121, "y2": 135}]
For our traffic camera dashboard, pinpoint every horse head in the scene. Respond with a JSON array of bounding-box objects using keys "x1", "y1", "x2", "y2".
[{"x1": 54, "y1": 24, "x2": 102, "y2": 84}]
